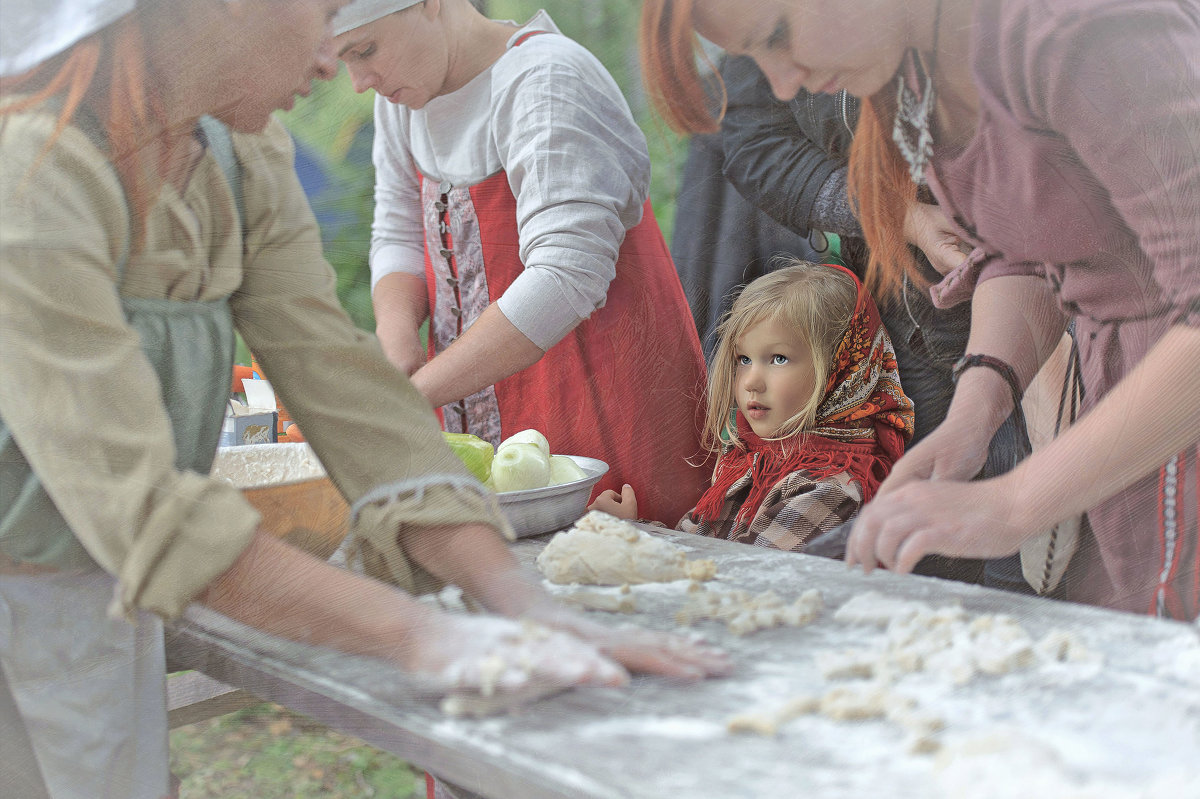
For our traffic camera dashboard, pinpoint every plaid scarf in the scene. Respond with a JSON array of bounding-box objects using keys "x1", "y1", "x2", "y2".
[{"x1": 693, "y1": 265, "x2": 913, "y2": 528}]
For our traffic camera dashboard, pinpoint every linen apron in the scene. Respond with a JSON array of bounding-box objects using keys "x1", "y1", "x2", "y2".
[
  {"x1": 420, "y1": 172, "x2": 710, "y2": 526},
  {"x1": 0, "y1": 119, "x2": 237, "y2": 798}
]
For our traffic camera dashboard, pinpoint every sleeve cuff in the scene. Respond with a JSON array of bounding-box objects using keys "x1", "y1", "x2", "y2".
[
  {"x1": 111, "y1": 476, "x2": 260, "y2": 621},
  {"x1": 496, "y1": 264, "x2": 606, "y2": 351},
  {"x1": 369, "y1": 241, "x2": 426, "y2": 292},
  {"x1": 339, "y1": 475, "x2": 513, "y2": 594}
]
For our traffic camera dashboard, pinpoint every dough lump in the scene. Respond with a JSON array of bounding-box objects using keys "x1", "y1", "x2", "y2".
[{"x1": 536, "y1": 511, "x2": 717, "y2": 585}]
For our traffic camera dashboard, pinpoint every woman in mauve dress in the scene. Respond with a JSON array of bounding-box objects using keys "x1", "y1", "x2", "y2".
[{"x1": 640, "y1": 0, "x2": 1200, "y2": 620}]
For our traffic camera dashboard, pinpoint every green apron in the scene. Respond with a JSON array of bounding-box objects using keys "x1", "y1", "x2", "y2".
[{"x1": 0, "y1": 117, "x2": 239, "y2": 570}]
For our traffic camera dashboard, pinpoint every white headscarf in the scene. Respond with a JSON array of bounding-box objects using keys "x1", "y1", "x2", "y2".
[
  {"x1": 0, "y1": 0, "x2": 137, "y2": 77},
  {"x1": 332, "y1": 0, "x2": 424, "y2": 37}
]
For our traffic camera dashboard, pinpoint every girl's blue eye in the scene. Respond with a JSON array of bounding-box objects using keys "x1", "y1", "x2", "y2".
[
  {"x1": 736, "y1": 355, "x2": 751, "y2": 366},
  {"x1": 772, "y1": 354, "x2": 789, "y2": 365}
]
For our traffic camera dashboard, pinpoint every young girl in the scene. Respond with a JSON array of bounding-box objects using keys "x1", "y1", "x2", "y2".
[{"x1": 591, "y1": 261, "x2": 914, "y2": 550}]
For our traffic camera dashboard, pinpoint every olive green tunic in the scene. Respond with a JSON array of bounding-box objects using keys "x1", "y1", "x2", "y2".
[{"x1": 0, "y1": 108, "x2": 510, "y2": 619}]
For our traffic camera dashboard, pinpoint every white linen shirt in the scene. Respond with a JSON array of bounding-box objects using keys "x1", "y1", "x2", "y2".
[{"x1": 368, "y1": 11, "x2": 652, "y2": 350}]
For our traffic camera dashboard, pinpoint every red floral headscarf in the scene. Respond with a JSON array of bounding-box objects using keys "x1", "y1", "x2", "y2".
[{"x1": 693, "y1": 264, "x2": 914, "y2": 526}]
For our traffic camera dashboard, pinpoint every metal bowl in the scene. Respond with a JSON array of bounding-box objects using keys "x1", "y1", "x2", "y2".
[{"x1": 494, "y1": 455, "x2": 609, "y2": 538}]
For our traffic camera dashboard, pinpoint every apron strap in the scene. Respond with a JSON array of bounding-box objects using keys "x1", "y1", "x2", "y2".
[{"x1": 197, "y1": 115, "x2": 245, "y2": 235}]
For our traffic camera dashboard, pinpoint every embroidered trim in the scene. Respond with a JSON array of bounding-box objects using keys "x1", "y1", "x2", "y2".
[
  {"x1": 1155, "y1": 454, "x2": 1180, "y2": 617},
  {"x1": 349, "y1": 474, "x2": 493, "y2": 522}
]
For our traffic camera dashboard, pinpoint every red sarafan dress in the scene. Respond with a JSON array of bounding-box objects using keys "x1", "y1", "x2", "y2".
[{"x1": 420, "y1": 172, "x2": 709, "y2": 526}]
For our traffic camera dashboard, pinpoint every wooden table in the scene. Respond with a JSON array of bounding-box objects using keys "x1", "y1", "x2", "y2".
[{"x1": 165, "y1": 526, "x2": 1200, "y2": 798}]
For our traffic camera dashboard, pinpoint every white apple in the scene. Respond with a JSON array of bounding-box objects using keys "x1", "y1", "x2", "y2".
[
  {"x1": 549, "y1": 455, "x2": 587, "y2": 486},
  {"x1": 490, "y1": 443, "x2": 551, "y2": 492},
  {"x1": 497, "y1": 428, "x2": 550, "y2": 460}
]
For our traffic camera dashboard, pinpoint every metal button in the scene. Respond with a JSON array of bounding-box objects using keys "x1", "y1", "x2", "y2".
[
  {"x1": 438, "y1": 180, "x2": 452, "y2": 194},
  {"x1": 439, "y1": 247, "x2": 453, "y2": 260},
  {"x1": 450, "y1": 307, "x2": 462, "y2": 317},
  {"x1": 434, "y1": 199, "x2": 447, "y2": 212},
  {"x1": 445, "y1": 277, "x2": 459, "y2": 288}
]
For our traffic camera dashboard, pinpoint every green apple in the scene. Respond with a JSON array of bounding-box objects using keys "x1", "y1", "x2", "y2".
[
  {"x1": 549, "y1": 455, "x2": 587, "y2": 485},
  {"x1": 497, "y1": 428, "x2": 550, "y2": 460},
  {"x1": 490, "y1": 443, "x2": 551, "y2": 492}
]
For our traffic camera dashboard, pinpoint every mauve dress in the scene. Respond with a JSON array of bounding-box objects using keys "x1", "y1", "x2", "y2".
[{"x1": 918, "y1": 0, "x2": 1200, "y2": 619}]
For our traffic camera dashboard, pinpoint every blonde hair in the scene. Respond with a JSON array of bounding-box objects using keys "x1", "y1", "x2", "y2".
[
  {"x1": 0, "y1": 13, "x2": 165, "y2": 252},
  {"x1": 704, "y1": 260, "x2": 858, "y2": 452}
]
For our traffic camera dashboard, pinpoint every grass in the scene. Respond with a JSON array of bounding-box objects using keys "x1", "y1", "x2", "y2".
[{"x1": 170, "y1": 702, "x2": 423, "y2": 798}]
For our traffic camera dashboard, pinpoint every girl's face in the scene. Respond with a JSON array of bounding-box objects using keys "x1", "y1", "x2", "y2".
[
  {"x1": 220, "y1": 0, "x2": 348, "y2": 131},
  {"x1": 690, "y1": 0, "x2": 911, "y2": 100},
  {"x1": 734, "y1": 316, "x2": 817, "y2": 438},
  {"x1": 336, "y1": 5, "x2": 449, "y2": 109}
]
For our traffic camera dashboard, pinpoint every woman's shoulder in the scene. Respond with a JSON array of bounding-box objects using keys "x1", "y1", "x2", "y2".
[
  {"x1": 492, "y1": 15, "x2": 622, "y2": 93},
  {"x1": 0, "y1": 104, "x2": 129, "y2": 245},
  {"x1": 1, "y1": 105, "x2": 121, "y2": 190},
  {"x1": 989, "y1": 0, "x2": 1195, "y2": 52}
]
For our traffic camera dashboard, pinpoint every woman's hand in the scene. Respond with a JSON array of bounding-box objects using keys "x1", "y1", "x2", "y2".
[
  {"x1": 521, "y1": 601, "x2": 733, "y2": 682},
  {"x1": 875, "y1": 415, "x2": 993, "y2": 497},
  {"x1": 408, "y1": 612, "x2": 630, "y2": 694},
  {"x1": 588, "y1": 483, "x2": 638, "y2": 520},
  {"x1": 378, "y1": 328, "x2": 427, "y2": 376},
  {"x1": 903, "y1": 202, "x2": 969, "y2": 276},
  {"x1": 846, "y1": 475, "x2": 1032, "y2": 574},
  {"x1": 372, "y1": 272, "x2": 431, "y2": 376}
]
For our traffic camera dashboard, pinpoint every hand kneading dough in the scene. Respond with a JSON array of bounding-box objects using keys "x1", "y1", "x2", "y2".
[{"x1": 536, "y1": 511, "x2": 717, "y2": 585}]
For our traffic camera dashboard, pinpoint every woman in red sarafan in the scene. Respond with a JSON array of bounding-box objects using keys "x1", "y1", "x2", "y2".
[{"x1": 334, "y1": 0, "x2": 711, "y2": 525}]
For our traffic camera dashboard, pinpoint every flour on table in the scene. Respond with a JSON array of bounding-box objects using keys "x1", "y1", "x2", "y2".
[
  {"x1": 676, "y1": 585, "x2": 823, "y2": 635},
  {"x1": 535, "y1": 512, "x2": 717, "y2": 585},
  {"x1": 558, "y1": 585, "x2": 637, "y2": 613},
  {"x1": 933, "y1": 729, "x2": 1199, "y2": 799}
]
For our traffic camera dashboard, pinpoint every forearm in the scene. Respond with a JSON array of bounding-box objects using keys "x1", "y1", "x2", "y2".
[
  {"x1": 372, "y1": 272, "x2": 429, "y2": 372},
  {"x1": 1007, "y1": 323, "x2": 1200, "y2": 533},
  {"x1": 396, "y1": 522, "x2": 549, "y2": 618},
  {"x1": 944, "y1": 275, "x2": 1068, "y2": 439},
  {"x1": 199, "y1": 531, "x2": 434, "y2": 667},
  {"x1": 411, "y1": 303, "x2": 545, "y2": 408}
]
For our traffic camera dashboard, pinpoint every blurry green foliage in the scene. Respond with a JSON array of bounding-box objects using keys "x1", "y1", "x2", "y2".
[{"x1": 277, "y1": 4, "x2": 687, "y2": 333}]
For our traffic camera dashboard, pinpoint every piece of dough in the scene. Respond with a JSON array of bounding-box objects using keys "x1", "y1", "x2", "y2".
[
  {"x1": 677, "y1": 586, "x2": 822, "y2": 635},
  {"x1": 536, "y1": 512, "x2": 717, "y2": 585}
]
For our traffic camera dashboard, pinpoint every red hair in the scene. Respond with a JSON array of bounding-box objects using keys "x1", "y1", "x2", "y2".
[
  {"x1": 847, "y1": 96, "x2": 922, "y2": 299},
  {"x1": 639, "y1": 0, "x2": 725, "y2": 134},
  {"x1": 0, "y1": 15, "x2": 166, "y2": 252}
]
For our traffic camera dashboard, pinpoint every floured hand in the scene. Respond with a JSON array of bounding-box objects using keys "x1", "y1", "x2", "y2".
[
  {"x1": 523, "y1": 602, "x2": 733, "y2": 682},
  {"x1": 411, "y1": 613, "x2": 629, "y2": 698}
]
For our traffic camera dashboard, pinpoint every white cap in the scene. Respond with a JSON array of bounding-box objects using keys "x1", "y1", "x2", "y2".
[
  {"x1": 0, "y1": 0, "x2": 138, "y2": 77},
  {"x1": 332, "y1": 0, "x2": 423, "y2": 37}
]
